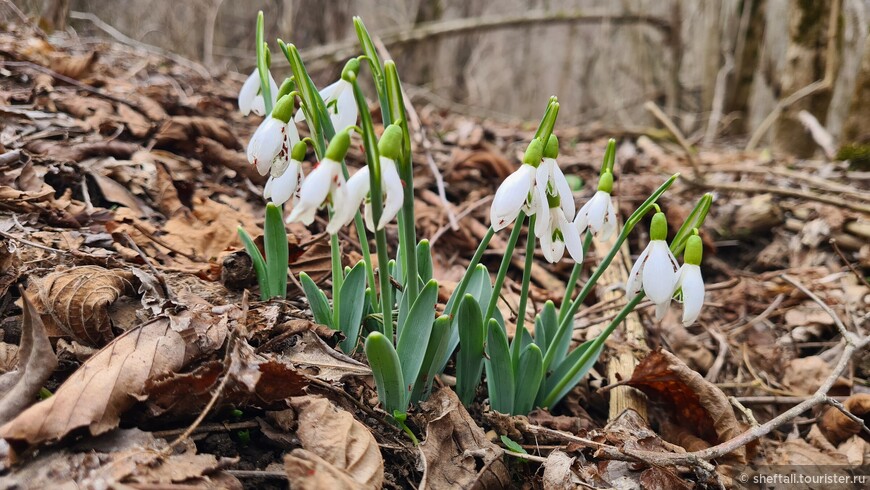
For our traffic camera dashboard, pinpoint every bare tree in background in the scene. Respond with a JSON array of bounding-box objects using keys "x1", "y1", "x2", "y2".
[
  {"x1": 38, "y1": 0, "x2": 68, "y2": 31},
  {"x1": 839, "y1": 33, "x2": 870, "y2": 166}
]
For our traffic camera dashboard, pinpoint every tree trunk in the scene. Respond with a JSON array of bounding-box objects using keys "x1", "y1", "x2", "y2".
[
  {"x1": 772, "y1": 0, "x2": 840, "y2": 158},
  {"x1": 837, "y1": 34, "x2": 870, "y2": 169},
  {"x1": 723, "y1": 0, "x2": 766, "y2": 135},
  {"x1": 39, "y1": 0, "x2": 69, "y2": 32}
]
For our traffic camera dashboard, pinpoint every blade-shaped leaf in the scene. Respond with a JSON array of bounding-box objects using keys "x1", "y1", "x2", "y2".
[
  {"x1": 339, "y1": 262, "x2": 367, "y2": 353},
  {"x1": 485, "y1": 319, "x2": 514, "y2": 414},
  {"x1": 409, "y1": 315, "x2": 451, "y2": 405},
  {"x1": 416, "y1": 240, "x2": 433, "y2": 283},
  {"x1": 540, "y1": 339, "x2": 604, "y2": 408},
  {"x1": 300, "y1": 272, "x2": 333, "y2": 329},
  {"x1": 395, "y1": 279, "x2": 438, "y2": 404},
  {"x1": 365, "y1": 332, "x2": 406, "y2": 415},
  {"x1": 541, "y1": 301, "x2": 569, "y2": 367},
  {"x1": 237, "y1": 227, "x2": 269, "y2": 300},
  {"x1": 439, "y1": 264, "x2": 493, "y2": 375},
  {"x1": 456, "y1": 294, "x2": 485, "y2": 406},
  {"x1": 264, "y1": 203, "x2": 288, "y2": 299},
  {"x1": 513, "y1": 344, "x2": 543, "y2": 415}
]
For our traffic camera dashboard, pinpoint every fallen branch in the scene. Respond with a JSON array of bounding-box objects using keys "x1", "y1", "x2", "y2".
[{"x1": 689, "y1": 179, "x2": 870, "y2": 214}]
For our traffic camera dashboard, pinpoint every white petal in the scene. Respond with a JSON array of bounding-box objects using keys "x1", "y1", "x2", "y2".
[
  {"x1": 249, "y1": 118, "x2": 285, "y2": 175},
  {"x1": 364, "y1": 201, "x2": 375, "y2": 232},
  {"x1": 327, "y1": 166, "x2": 369, "y2": 234},
  {"x1": 238, "y1": 70, "x2": 260, "y2": 116},
  {"x1": 642, "y1": 241, "x2": 679, "y2": 304},
  {"x1": 263, "y1": 176, "x2": 274, "y2": 200},
  {"x1": 332, "y1": 85, "x2": 358, "y2": 133},
  {"x1": 626, "y1": 245, "x2": 650, "y2": 300},
  {"x1": 654, "y1": 300, "x2": 670, "y2": 321},
  {"x1": 574, "y1": 199, "x2": 591, "y2": 235},
  {"x1": 270, "y1": 161, "x2": 303, "y2": 206},
  {"x1": 287, "y1": 160, "x2": 339, "y2": 224},
  {"x1": 587, "y1": 191, "x2": 609, "y2": 236},
  {"x1": 319, "y1": 80, "x2": 343, "y2": 102},
  {"x1": 540, "y1": 229, "x2": 556, "y2": 263},
  {"x1": 600, "y1": 199, "x2": 618, "y2": 241},
  {"x1": 534, "y1": 199, "x2": 551, "y2": 238},
  {"x1": 378, "y1": 157, "x2": 404, "y2": 229},
  {"x1": 251, "y1": 95, "x2": 266, "y2": 116},
  {"x1": 267, "y1": 72, "x2": 279, "y2": 109},
  {"x1": 247, "y1": 117, "x2": 268, "y2": 163},
  {"x1": 286, "y1": 119, "x2": 300, "y2": 146},
  {"x1": 490, "y1": 164, "x2": 534, "y2": 231},
  {"x1": 678, "y1": 264, "x2": 704, "y2": 326},
  {"x1": 535, "y1": 160, "x2": 552, "y2": 223},
  {"x1": 550, "y1": 159, "x2": 575, "y2": 217},
  {"x1": 560, "y1": 212, "x2": 584, "y2": 263}
]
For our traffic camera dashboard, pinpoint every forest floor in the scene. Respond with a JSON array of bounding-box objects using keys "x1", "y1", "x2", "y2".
[{"x1": 1, "y1": 20, "x2": 870, "y2": 490}]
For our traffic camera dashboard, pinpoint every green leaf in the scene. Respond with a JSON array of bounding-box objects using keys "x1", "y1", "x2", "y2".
[
  {"x1": 255, "y1": 11, "x2": 272, "y2": 115},
  {"x1": 409, "y1": 314, "x2": 451, "y2": 405},
  {"x1": 541, "y1": 339, "x2": 604, "y2": 408},
  {"x1": 300, "y1": 272, "x2": 333, "y2": 329},
  {"x1": 395, "y1": 279, "x2": 438, "y2": 405},
  {"x1": 353, "y1": 17, "x2": 387, "y2": 115},
  {"x1": 339, "y1": 262, "x2": 367, "y2": 353},
  {"x1": 500, "y1": 435, "x2": 527, "y2": 454},
  {"x1": 456, "y1": 294, "x2": 485, "y2": 406},
  {"x1": 264, "y1": 203, "x2": 288, "y2": 299},
  {"x1": 513, "y1": 344, "x2": 544, "y2": 415},
  {"x1": 485, "y1": 319, "x2": 514, "y2": 414},
  {"x1": 438, "y1": 264, "x2": 493, "y2": 377},
  {"x1": 237, "y1": 227, "x2": 270, "y2": 300},
  {"x1": 542, "y1": 300, "x2": 569, "y2": 368},
  {"x1": 416, "y1": 240, "x2": 433, "y2": 283},
  {"x1": 365, "y1": 332, "x2": 406, "y2": 414}
]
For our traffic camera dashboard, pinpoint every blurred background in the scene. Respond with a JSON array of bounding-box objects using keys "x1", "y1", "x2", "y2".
[{"x1": 9, "y1": 0, "x2": 870, "y2": 159}]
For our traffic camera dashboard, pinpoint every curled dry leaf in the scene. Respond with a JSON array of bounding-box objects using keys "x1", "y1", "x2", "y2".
[
  {"x1": 0, "y1": 305, "x2": 229, "y2": 448},
  {"x1": 29, "y1": 265, "x2": 138, "y2": 345},
  {"x1": 0, "y1": 290, "x2": 57, "y2": 425},
  {"x1": 419, "y1": 387, "x2": 510, "y2": 489},
  {"x1": 818, "y1": 394, "x2": 870, "y2": 445},
  {"x1": 284, "y1": 396, "x2": 384, "y2": 490},
  {"x1": 626, "y1": 349, "x2": 749, "y2": 463},
  {"x1": 154, "y1": 116, "x2": 241, "y2": 152},
  {"x1": 282, "y1": 330, "x2": 371, "y2": 382},
  {"x1": 542, "y1": 450, "x2": 580, "y2": 490}
]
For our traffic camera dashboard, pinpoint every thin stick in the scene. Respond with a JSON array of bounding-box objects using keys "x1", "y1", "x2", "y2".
[
  {"x1": 644, "y1": 101, "x2": 700, "y2": 179},
  {"x1": 0, "y1": 228, "x2": 65, "y2": 254},
  {"x1": 830, "y1": 238, "x2": 870, "y2": 289},
  {"x1": 690, "y1": 179, "x2": 870, "y2": 214},
  {"x1": 780, "y1": 274, "x2": 853, "y2": 341}
]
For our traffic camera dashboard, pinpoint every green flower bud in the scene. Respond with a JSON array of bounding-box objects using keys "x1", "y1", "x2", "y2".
[
  {"x1": 650, "y1": 212, "x2": 668, "y2": 241},
  {"x1": 341, "y1": 58, "x2": 361, "y2": 82},
  {"x1": 522, "y1": 139, "x2": 544, "y2": 167},
  {"x1": 684, "y1": 234, "x2": 703, "y2": 265},
  {"x1": 544, "y1": 134, "x2": 559, "y2": 159},
  {"x1": 378, "y1": 124, "x2": 403, "y2": 161},
  {"x1": 291, "y1": 141, "x2": 307, "y2": 162},
  {"x1": 325, "y1": 130, "x2": 351, "y2": 162},
  {"x1": 597, "y1": 171, "x2": 613, "y2": 193},
  {"x1": 271, "y1": 94, "x2": 295, "y2": 123},
  {"x1": 276, "y1": 78, "x2": 294, "y2": 100}
]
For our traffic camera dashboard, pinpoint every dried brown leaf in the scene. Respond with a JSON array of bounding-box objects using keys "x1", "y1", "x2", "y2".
[
  {"x1": 542, "y1": 450, "x2": 580, "y2": 490},
  {"x1": 284, "y1": 396, "x2": 383, "y2": 490},
  {"x1": 0, "y1": 290, "x2": 57, "y2": 424},
  {"x1": 818, "y1": 394, "x2": 870, "y2": 445},
  {"x1": 419, "y1": 387, "x2": 510, "y2": 489},
  {"x1": 285, "y1": 449, "x2": 367, "y2": 490},
  {"x1": 29, "y1": 265, "x2": 138, "y2": 345},
  {"x1": 282, "y1": 330, "x2": 371, "y2": 381},
  {"x1": 0, "y1": 305, "x2": 229, "y2": 447},
  {"x1": 155, "y1": 116, "x2": 241, "y2": 152},
  {"x1": 626, "y1": 349, "x2": 749, "y2": 463},
  {"x1": 50, "y1": 51, "x2": 98, "y2": 80}
]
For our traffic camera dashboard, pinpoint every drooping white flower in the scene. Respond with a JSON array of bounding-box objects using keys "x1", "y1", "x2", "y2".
[
  {"x1": 626, "y1": 211, "x2": 679, "y2": 319},
  {"x1": 295, "y1": 68, "x2": 358, "y2": 134},
  {"x1": 326, "y1": 125, "x2": 405, "y2": 234},
  {"x1": 247, "y1": 95, "x2": 300, "y2": 176},
  {"x1": 238, "y1": 69, "x2": 279, "y2": 117},
  {"x1": 490, "y1": 139, "x2": 544, "y2": 231},
  {"x1": 575, "y1": 171, "x2": 617, "y2": 241},
  {"x1": 535, "y1": 135, "x2": 574, "y2": 219},
  {"x1": 264, "y1": 140, "x2": 307, "y2": 206},
  {"x1": 535, "y1": 193, "x2": 583, "y2": 263},
  {"x1": 673, "y1": 234, "x2": 705, "y2": 326},
  {"x1": 286, "y1": 130, "x2": 352, "y2": 225}
]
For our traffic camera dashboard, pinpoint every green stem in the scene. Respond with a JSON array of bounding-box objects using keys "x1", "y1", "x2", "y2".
[
  {"x1": 446, "y1": 227, "x2": 495, "y2": 318},
  {"x1": 330, "y1": 227, "x2": 342, "y2": 327},
  {"x1": 558, "y1": 233, "x2": 593, "y2": 323},
  {"x1": 541, "y1": 293, "x2": 644, "y2": 408},
  {"x1": 510, "y1": 214, "x2": 536, "y2": 366},
  {"x1": 484, "y1": 212, "x2": 526, "y2": 323},
  {"x1": 255, "y1": 12, "x2": 272, "y2": 115}
]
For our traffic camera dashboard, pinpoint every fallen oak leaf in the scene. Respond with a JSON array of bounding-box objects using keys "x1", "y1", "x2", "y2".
[
  {"x1": 0, "y1": 304, "x2": 229, "y2": 449},
  {"x1": 0, "y1": 288, "x2": 58, "y2": 425},
  {"x1": 28, "y1": 265, "x2": 138, "y2": 345},
  {"x1": 818, "y1": 393, "x2": 870, "y2": 445},
  {"x1": 626, "y1": 349, "x2": 750, "y2": 463},
  {"x1": 284, "y1": 396, "x2": 383, "y2": 490}
]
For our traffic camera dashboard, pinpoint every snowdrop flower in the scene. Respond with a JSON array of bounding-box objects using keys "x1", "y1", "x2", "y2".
[
  {"x1": 247, "y1": 95, "x2": 300, "y2": 176},
  {"x1": 535, "y1": 135, "x2": 575, "y2": 220},
  {"x1": 264, "y1": 140, "x2": 307, "y2": 206},
  {"x1": 238, "y1": 68, "x2": 279, "y2": 116},
  {"x1": 535, "y1": 192, "x2": 583, "y2": 263},
  {"x1": 490, "y1": 138, "x2": 543, "y2": 231},
  {"x1": 673, "y1": 233, "x2": 705, "y2": 326},
  {"x1": 327, "y1": 125, "x2": 405, "y2": 234},
  {"x1": 574, "y1": 170, "x2": 617, "y2": 241},
  {"x1": 296, "y1": 59, "x2": 359, "y2": 133},
  {"x1": 287, "y1": 130, "x2": 352, "y2": 225},
  {"x1": 626, "y1": 211, "x2": 679, "y2": 320}
]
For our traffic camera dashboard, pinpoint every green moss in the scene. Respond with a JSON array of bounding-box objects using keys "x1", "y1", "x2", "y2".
[{"x1": 836, "y1": 144, "x2": 870, "y2": 170}]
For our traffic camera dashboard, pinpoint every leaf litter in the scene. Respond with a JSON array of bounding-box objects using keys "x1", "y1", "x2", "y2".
[{"x1": 0, "y1": 16, "x2": 868, "y2": 490}]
